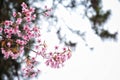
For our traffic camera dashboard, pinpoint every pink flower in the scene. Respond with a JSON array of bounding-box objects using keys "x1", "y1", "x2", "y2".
[
  {"x1": 13, "y1": 26, "x2": 19, "y2": 34},
  {"x1": 35, "y1": 45, "x2": 39, "y2": 49},
  {"x1": 45, "y1": 55, "x2": 63, "y2": 68},
  {"x1": 7, "y1": 42, "x2": 11, "y2": 47},
  {"x1": 16, "y1": 18, "x2": 22, "y2": 25},
  {"x1": 9, "y1": 28, "x2": 14, "y2": 34},
  {"x1": 25, "y1": 11, "x2": 32, "y2": 16},
  {"x1": 29, "y1": 7, "x2": 35, "y2": 13},
  {"x1": 4, "y1": 28, "x2": 9, "y2": 33},
  {"x1": 19, "y1": 46, "x2": 24, "y2": 54},
  {"x1": 0, "y1": 27, "x2": 3, "y2": 33},
  {"x1": 55, "y1": 46, "x2": 59, "y2": 50},
  {"x1": 4, "y1": 52, "x2": 10, "y2": 59},
  {"x1": 32, "y1": 14, "x2": 36, "y2": 20},
  {"x1": 22, "y1": 8, "x2": 29, "y2": 14},
  {"x1": 1, "y1": 48, "x2": 9, "y2": 59},
  {"x1": 21, "y1": 2, "x2": 28, "y2": 9},
  {"x1": 67, "y1": 52, "x2": 72, "y2": 59},
  {"x1": 44, "y1": 12, "x2": 49, "y2": 16},
  {"x1": 16, "y1": 39, "x2": 26, "y2": 45},
  {"x1": 45, "y1": 5, "x2": 47, "y2": 9},
  {"x1": 6, "y1": 34, "x2": 12, "y2": 38},
  {"x1": 23, "y1": 24, "x2": 29, "y2": 31},
  {"x1": 24, "y1": 17, "x2": 31, "y2": 22},
  {"x1": 4, "y1": 20, "x2": 13, "y2": 26},
  {"x1": 13, "y1": 12, "x2": 17, "y2": 17},
  {"x1": 63, "y1": 47, "x2": 66, "y2": 51},
  {"x1": 17, "y1": 32, "x2": 22, "y2": 37},
  {"x1": 11, "y1": 53, "x2": 19, "y2": 59},
  {"x1": 33, "y1": 26, "x2": 39, "y2": 32},
  {"x1": 36, "y1": 51, "x2": 42, "y2": 55},
  {"x1": 37, "y1": 39, "x2": 41, "y2": 43},
  {"x1": 22, "y1": 35, "x2": 28, "y2": 40},
  {"x1": 20, "y1": 40, "x2": 26, "y2": 45}
]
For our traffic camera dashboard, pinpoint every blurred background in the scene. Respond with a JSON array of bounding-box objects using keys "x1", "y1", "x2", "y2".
[{"x1": 0, "y1": 0, "x2": 120, "y2": 80}]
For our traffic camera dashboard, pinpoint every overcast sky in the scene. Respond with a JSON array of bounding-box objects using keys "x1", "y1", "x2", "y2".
[{"x1": 31, "y1": 0, "x2": 120, "y2": 80}]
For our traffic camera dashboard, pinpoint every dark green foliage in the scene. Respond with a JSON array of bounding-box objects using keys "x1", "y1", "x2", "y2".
[
  {"x1": 90, "y1": 10, "x2": 111, "y2": 26},
  {"x1": 0, "y1": 57, "x2": 20, "y2": 80},
  {"x1": 85, "y1": 0, "x2": 117, "y2": 40},
  {"x1": 53, "y1": 0, "x2": 117, "y2": 49},
  {"x1": 99, "y1": 30, "x2": 118, "y2": 40},
  {"x1": 0, "y1": 0, "x2": 27, "y2": 22}
]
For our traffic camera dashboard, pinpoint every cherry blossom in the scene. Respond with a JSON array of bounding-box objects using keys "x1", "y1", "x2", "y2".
[
  {"x1": 0, "y1": 2, "x2": 72, "y2": 78},
  {"x1": 4, "y1": 20, "x2": 13, "y2": 26},
  {"x1": 0, "y1": 27, "x2": 3, "y2": 33},
  {"x1": 16, "y1": 18, "x2": 22, "y2": 25}
]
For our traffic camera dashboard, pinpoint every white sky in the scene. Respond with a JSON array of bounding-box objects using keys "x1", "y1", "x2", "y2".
[{"x1": 31, "y1": 0, "x2": 120, "y2": 80}]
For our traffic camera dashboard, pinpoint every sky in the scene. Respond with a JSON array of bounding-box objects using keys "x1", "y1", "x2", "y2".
[{"x1": 31, "y1": 0, "x2": 120, "y2": 80}]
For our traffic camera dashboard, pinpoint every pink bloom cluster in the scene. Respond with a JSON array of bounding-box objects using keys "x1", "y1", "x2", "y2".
[
  {"x1": 45, "y1": 47, "x2": 71, "y2": 68},
  {"x1": 0, "y1": 2, "x2": 39, "y2": 59},
  {"x1": 44, "y1": 6, "x2": 52, "y2": 16},
  {"x1": 0, "y1": 2, "x2": 72, "y2": 78},
  {"x1": 23, "y1": 57, "x2": 40, "y2": 77}
]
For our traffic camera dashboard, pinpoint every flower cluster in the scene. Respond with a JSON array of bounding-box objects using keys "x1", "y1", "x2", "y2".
[
  {"x1": 23, "y1": 57, "x2": 40, "y2": 77},
  {"x1": 0, "y1": 2, "x2": 39, "y2": 59},
  {"x1": 0, "y1": 2, "x2": 71, "y2": 78},
  {"x1": 45, "y1": 47, "x2": 71, "y2": 68}
]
